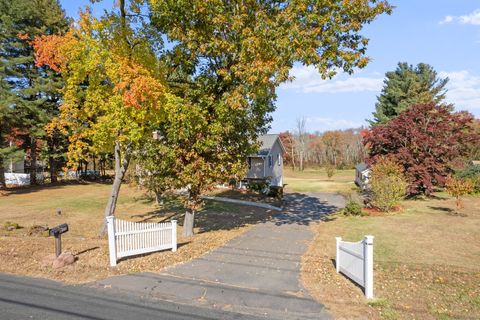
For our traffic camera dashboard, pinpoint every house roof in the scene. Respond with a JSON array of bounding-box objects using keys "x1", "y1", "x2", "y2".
[
  {"x1": 250, "y1": 134, "x2": 286, "y2": 157},
  {"x1": 355, "y1": 163, "x2": 369, "y2": 172}
]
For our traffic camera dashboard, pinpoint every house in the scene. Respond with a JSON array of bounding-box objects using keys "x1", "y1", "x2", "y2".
[
  {"x1": 245, "y1": 134, "x2": 286, "y2": 187},
  {"x1": 355, "y1": 163, "x2": 370, "y2": 190},
  {"x1": 4, "y1": 159, "x2": 44, "y2": 186}
]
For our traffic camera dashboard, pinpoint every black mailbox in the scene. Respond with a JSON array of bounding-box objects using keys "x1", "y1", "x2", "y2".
[
  {"x1": 49, "y1": 223, "x2": 69, "y2": 237},
  {"x1": 49, "y1": 223, "x2": 69, "y2": 257}
]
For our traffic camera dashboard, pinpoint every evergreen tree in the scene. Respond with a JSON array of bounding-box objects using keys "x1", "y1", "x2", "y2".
[
  {"x1": 0, "y1": 0, "x2": 68, "y2": 187},
  {"x1": 370, "y1": 62, "x2": 449, "y2": 125}
]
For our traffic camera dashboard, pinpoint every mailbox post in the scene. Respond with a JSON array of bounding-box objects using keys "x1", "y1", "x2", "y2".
[{"x1": 49, "y1": 224, "x2": 69, "y2": 257}]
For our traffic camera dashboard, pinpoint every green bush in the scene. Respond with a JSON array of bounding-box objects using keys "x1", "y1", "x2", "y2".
[
  {"x1": 246, "y1": 179, "x2": 270, "y2": 194},
  {"x1": 325, "y1": 164, "x2": 336, "y2": 178},
  {"x1": 455, "y1": 164, "x2": 480, "y2": 193},
  {"x1": 370, "y1": 157, "x2": 408, "y2": 212},
  {"x1": 342, "y1": 200, "x2": 365, "y2": 216}
]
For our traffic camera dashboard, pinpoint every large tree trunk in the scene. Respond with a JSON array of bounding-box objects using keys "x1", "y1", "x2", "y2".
[
  {"x1": 30, "y1": 136, "x2": 37, "y2": 186},
  {"x1": 155, "y1": 191, "x2": 164, "y2": 205},
  {"x1": 49, "y1": 156, "x2": 57, "y2": 183},
  {"x1": 183, "y1": 208, "x2": 195, "y2": 237},
  {"x1": 47, "y1": 139, "x2": 57, "y2": 183},
  {"x1": 99, "y1": 140, "x2": 131, "y2": 235},
  {"x1": 0, "y1": 155, "x2": 6, "y2": 190}
]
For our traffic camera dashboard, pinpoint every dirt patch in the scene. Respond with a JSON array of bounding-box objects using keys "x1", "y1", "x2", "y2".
[{"x1": 0, "y1": 183, "x2": 275, "y2": 283}]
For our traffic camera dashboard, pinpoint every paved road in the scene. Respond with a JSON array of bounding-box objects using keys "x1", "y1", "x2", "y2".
[
  {"x1": 96, "y1": 192, "x2": 344, "y2": 320},
  {"x1": 0, "y1": 273, "x2": 264, "y2": 320}
]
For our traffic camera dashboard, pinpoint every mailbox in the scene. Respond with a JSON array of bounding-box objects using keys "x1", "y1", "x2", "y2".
[
  {"x1": 49, "y1": 223, "x2": 69, "y2": 257},
  {"x1": 49, "y1": 224, "x2": 69, "y2": 237}
]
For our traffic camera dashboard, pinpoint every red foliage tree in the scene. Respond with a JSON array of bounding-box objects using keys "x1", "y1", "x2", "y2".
[{"x1": 364, "y1": 104, "x2": 478, "y2": 195}]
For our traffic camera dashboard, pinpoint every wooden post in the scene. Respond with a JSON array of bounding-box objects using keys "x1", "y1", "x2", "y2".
[
  {"x1": 55, "y1": 235, "x2": 62, "y2": 257},
  {"x1": 364, "y1": 235, "x2": 374, "y2": 299},
  {"x1": 106, "y1": 216, "x2": 117, "y2": 266},
  {"x1": 171, "y1": 220, "x2": 177, "y2": 252},
  {"x1": 335, "y1": 237, "x2": 342, "y2": 273}
]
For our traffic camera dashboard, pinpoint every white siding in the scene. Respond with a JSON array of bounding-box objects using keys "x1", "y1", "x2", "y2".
[
  {"x1": 265, "y1": 140, "x2": 283, "y2": 187},
  {"x1": 246, "y1": 157, "x2": 265, "y2": 179}
]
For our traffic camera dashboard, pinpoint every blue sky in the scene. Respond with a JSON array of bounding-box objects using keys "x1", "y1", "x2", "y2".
[{"x1": 60, "y1": 0, "x2": 480, "y2": 133}]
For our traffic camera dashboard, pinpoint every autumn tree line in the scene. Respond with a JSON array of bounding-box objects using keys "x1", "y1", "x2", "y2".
[
  {"x1": 280, "y1": 127, "x2": 367, "y2": 170},
  {"x1": 1, "y1": 0, "x2": 393, "y2": 235}
]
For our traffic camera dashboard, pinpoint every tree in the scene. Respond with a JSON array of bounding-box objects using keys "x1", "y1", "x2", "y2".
[
  {"x1": 0, "y1": 0, "x2": 68, "y2": 187},
  {"x1": 148, "y1": 0, "x2": 392, "y2": 236},
  {"x1": 322, "y1": 131, "x2": 342, "y2": 167},
  {"x1": 370, "y1": 62, "x2": 449, "y2": 125},
  {"x1": 445, "y1": 175, "x2": 473, "y2": 213},
  {"x1": 294, "y1": 118, "x2": 308, "y2": 171},
  {"x1": 34, "y1": 3, "x2": 174, "y2": 234},
  {"x1": 364, "y1": 104, "x2": 478, "y2": 195},
  {"x1": 279, "y1": 131, "x2": 295, "y2": 170},
  {"x1": 369, "y1": 156, "x2": 407, "y2": 212},
  {"x1": 37, "y1": 0, "x2": 391, "y2": 237}
]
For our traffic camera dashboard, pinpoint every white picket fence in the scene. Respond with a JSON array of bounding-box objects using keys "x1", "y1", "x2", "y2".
[
  {"x1": 106, "y1": 216, "x2": 177, "y2": 266},
  {"x1": 336, "y1": 235, "x2": 374, "y2": 299}
]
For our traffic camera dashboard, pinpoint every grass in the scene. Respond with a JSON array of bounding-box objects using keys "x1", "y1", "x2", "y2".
[
  {"x1": 0, "y1": 182, "x2": 274, "y2": 283},
  {"x1": 294, "y1": 168, "x2": 480, "y2": 319},
  {"x1": 284, "y1": 167, "x2": 357, "y2": 194}
]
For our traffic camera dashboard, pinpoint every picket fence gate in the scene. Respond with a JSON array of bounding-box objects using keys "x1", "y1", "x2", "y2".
[
  {"x1": 106, "y1": 216, "x2": 177, "y2": 266},
  {"x1": 335, "y1": 235, "x2": 374, "y2": 299}
]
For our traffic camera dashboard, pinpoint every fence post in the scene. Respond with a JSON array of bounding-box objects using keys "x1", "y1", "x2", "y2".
[
  {"x1": 364, "y1": 235, "x2": 374, "y2": 299},
  {"x1": 335, "y1": 236, "x2": 342, "y2": 273},
  {"x1": 171, "y1": 220, "x2": 177, "y2": 252},
  {"x1": 106, "y1": 216, "x2": 117, "y2": 267}
]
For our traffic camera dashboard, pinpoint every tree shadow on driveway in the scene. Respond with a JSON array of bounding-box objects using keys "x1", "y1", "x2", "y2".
[{"x1": 271, "y1": 192, "x2": 344, "y2": 226}]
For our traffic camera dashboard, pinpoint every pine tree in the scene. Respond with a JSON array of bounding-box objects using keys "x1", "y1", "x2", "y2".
[
  {"x1": 370, "y1": 62, "x2": 449, "y2": 125},
  {"x1": 0, "y1": 0, "x2": 68, "y2": 187}
]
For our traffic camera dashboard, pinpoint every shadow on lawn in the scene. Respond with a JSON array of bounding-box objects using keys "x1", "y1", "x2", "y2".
[
  {"x1": 129, "y1": 192, "x2": 344, "y2": 233},
  {"x1": 1, "y1": 180, "x2": 113, "y2": 196}
]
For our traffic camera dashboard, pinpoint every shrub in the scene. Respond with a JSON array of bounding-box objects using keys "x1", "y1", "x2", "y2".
[
  {"x1": 369, "y1": 157, "x2": 408, "y2": 212},
  {"x1": 325, "y1": 164, "x2": 336, "y2": 178},
  {"x1": 246, "y1": 179, "x2": 270, "y2": 194},
  {"x1": 445, "y1": 175, "x2": 474, "y2": 213},
  {"x1": 455, "y1": 164, "x2": 480, "y2": 193},
  {"x1": 342, "y1": 200, "x2": 364, "y2": 216}
]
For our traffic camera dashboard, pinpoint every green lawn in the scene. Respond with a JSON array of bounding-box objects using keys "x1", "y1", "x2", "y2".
[{"x1": 284, "y1": 167, "x2": 357, "y2": 194}]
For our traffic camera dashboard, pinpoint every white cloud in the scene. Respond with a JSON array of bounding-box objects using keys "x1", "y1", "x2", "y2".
[
  {"x1": 440, "y1": 9, "x2": 480, "y2": 25},
  {"x1": 440, "y1": 16, "x2": 454, "y2": 24},
  {"x1": 439, "y1": 70, "x2": 480, "y2": 110},
  {"x1": 305, "y1": 117, "x2": 365, "y2": 131},
  {"x1": 280, "y1": 65, "x2": 384, "y2": 94}
]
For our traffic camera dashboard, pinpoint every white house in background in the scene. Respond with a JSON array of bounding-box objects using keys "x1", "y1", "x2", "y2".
[
  {"x1": 355, "y1": 163, "x2": 370, "y2": 190},
  {"x1": 4, "y1": 159, "x2": 44, "y2": 186},
  {"x1": 245, "y1": 134, "x2": 286, "y2": 187}
]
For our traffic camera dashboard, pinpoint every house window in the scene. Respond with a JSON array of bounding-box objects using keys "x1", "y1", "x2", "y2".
[
  {"x1": 268, "y1": 155, "x2": 273, "y2": 167},
  {"x1": 277, "y1": 153, "x2": 281, "y2": 166},
  {"x1": 248, "y1": 157, "x2": 252, "y2": 169}
]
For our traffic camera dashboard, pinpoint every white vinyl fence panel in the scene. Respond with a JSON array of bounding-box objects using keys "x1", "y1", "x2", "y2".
[
  {"x1": 106, "y1": 216, "x2": 177, "y2": 266},
  {"x1": 5, "y1": 173, "x2": 44, "y2": 186},
  {"x1": 336, "y1": 235, "x2": 374, "y2": 298}
]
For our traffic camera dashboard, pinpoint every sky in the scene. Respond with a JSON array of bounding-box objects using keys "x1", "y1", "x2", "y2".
[{"x1": 60, "y1": 0, "x2": 480, "y2": 133}]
